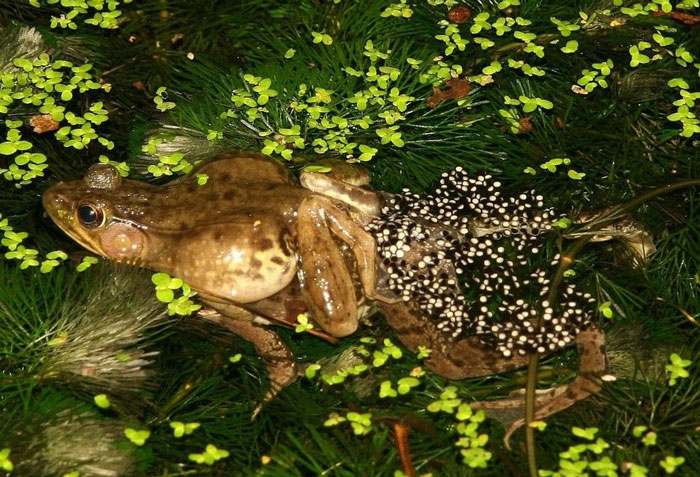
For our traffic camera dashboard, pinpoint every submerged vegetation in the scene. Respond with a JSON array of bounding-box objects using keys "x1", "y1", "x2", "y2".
[{"x1": 1, "y1": 0, "x2": 700, "y2": 475}]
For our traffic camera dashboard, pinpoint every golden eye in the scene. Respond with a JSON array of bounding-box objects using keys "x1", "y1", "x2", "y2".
[{"x1": 77, "y1": 203, "x2": 105, "y2": 228}]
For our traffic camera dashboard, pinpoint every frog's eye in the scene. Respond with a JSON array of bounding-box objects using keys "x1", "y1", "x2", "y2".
[{"x1": 78, "y1": 203, "x2": 105, "y2": 228}]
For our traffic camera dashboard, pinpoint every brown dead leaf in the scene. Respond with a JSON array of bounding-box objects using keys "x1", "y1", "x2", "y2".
[
  {"x1": 29, "y1": 114, "x2": 59, "y2": 134},
  {"x1": 447, "y1": 6, "x2": 472, "y2": 24},
  {"x1": 426, "y1": 77, "x2": 471, "y2": 108},
  {"x1": 518, "y1": 116, "x2": 533, "y2": 134}
]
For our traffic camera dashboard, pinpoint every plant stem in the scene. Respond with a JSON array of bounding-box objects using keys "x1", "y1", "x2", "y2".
[{"x1": 525, "y1": 178, "x2": 700, "y2": 477}]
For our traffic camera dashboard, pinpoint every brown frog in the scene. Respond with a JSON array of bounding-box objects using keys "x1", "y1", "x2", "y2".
[{"x1": 43, "y1": 152, "x2": 606, "y2": 431}]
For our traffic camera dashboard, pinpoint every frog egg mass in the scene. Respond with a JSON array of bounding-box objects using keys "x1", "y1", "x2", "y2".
[{"x1": 366, "y1": 167, "x2": 596, "y2": 358}]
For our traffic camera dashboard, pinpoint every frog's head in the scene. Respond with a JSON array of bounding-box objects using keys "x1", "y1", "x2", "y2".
[{"x1": 43, "y1": 163, "x2": 149, "y2": 264}]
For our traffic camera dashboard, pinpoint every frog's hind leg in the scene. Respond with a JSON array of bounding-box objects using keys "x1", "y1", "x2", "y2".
[
  {"x1": 198, "y1": 308, "x2": 299, "y2": 419},
  {"x1": 378, "y1": 302, "x2": 607, "y2": 446},
  {"x1": 296, "y1": 195, "x2": 399, "y2": 337},
  {"x1": 475, "y1": 327, "x2": 607, "y2": 448}
]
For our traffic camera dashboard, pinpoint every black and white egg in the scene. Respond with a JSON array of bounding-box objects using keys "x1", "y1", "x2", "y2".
[{"x1": 366, "y1": 168, "x2": 595, "y2": 358}]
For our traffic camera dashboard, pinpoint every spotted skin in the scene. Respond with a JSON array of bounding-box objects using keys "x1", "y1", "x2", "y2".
[
  {"x1": 367, "y1": 168, "x2": 596, "y2": 358},
  {"x1": 44, "y1": 153, "x2": 607, "y2": 425}
]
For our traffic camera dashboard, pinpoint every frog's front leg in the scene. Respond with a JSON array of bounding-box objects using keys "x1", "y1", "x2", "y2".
[
  {"x1": 296, "y1": 195, "x2": 397, "y2": 337},
  {"x1": 300, "y1": 170, "x2": 380, "y2": 218},
  {"x1": 198, "y1": 307, "x2": 298, "y2": 418}
]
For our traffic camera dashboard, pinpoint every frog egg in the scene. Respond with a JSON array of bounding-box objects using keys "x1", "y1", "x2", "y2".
[{"x1": 367, "y1": 166, "x2": 594, "y2": 355}]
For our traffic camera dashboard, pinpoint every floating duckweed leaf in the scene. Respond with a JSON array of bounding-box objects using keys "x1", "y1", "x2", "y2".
[
  {"x1": 124, "y1": 428, "x2": 150, "y2": 446},
  {"x1": 47, "y1": 331, "x2": 68, "y2": 346},
  {"x1": 94, "y1": 394, "x2": 110, "y2": 409},
  {"x1": 668, "y1": 78, "x2": 689, "y2": 89},
  {"x1": 660, "y1": 455, "x2": 685, "y2": 474},
  {"x1": 76, "y1": 255, "x2": 98, "y2": 272},
  {"x1": 304, "y1": 363, "x2": 321, "y2": 379},
  {"x1": 379, "y1": 380, "x2": 398, "y2": 398},
  {"x1": 324, "y1": 413, "x2": 346, "y2": 426},
  {"x1": 311, "y1": 31, "x2": 333, "y2": 45},
  {"x1": 641, "y1": 431, "x2": 657, "y2": 446},
  {"x1": 156, "y1": 288, "x2": 174, "y2": 303},
  {"x1": 358, "y1": 144, "x2": 378, "y2": 161},
  {"x1": 416, "y1": 345, "x2": 431, "y2": 359},
  {"x1": 372, "y1": 350, "x2": 388, "y2": 367},
  {"x1": 482, "y1": 61, "x2": 502, "y2": 75},
  {"x1": 455, "y1": 403, "x2": 473, "y2": 420},
  {"x1": 598, "y1": 301, "x2": 614, "y2": 318},
  {"x1": 572, "y1": 426, "x2": 598, "y2": 440},
  {"x1": 170, "y1": 421, "x2": 200, "y2": 438},
  {"x1": 514, "y1": 31, "x2": 537, "y2": 43},
  {"x1": 460, "y1": 447, "x2": 491, "y2": 468},
  {"x1": 427, "y1": 396, "x2": 461, "y2": 413},
  {"x1": 229, "y1": 353, "x2": 242, "y2": 363},
  {"x1": 195, "y1": 173, "x2": 208, "y2": 185},
  {"x1": 529, "y1": 420, "x2": 547, "y2": 431},
  {"x1": 0, "y1": 143, "x2": 17, "y2": 155},
  {"x1": 346, "y1": 412, "x2": 372, "y2": 435},
  {"x1": 40, "y1": 259, "x2": 60, "y2": 273},
  {"x1": 397, "y1": 377, "x2": 420, "y2": 394},
  {"x1": 46, "y1": 250, "x2": 68, "y2": 260},
  {"x1": 561, "y1": 40, "x2": 579, "y2": 53},
  {"x1": 0, "y1": 448, "x2": 12, "y2": 472},
  {"x1": 188, "y1": 444, "x2": 230, "y2": 465},
  {"x1": 666, "y1": 353, "x2": 691, "y2": 385},
  {"x1": 587, "y1": 437, "x2": 610, "y2": 454},
  {"x1": 295, "y1": 313, "x2": 314, "y2": 333},
  {"x1": 382, "y1": 338, "x2": 403, "y2": 359}
]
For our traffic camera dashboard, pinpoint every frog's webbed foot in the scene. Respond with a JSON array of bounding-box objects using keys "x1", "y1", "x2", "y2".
[
  {"x1": 198, "y1": 308, "x2": 298, "y2": 419},
  {"x1": 567, "y1": 208, "x2": 656, "y2": 264}
]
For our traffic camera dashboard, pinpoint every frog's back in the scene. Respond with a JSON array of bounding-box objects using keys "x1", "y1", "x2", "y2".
[{"x1": 193, "y1": 152, "x2": 295, "y2": 186}]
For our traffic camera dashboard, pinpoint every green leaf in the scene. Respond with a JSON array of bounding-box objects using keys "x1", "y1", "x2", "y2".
[
  {"x1": 94, "y1": 394, "x2": 111, "y2": 409},
  {"x1": 124, "y1": 428, "x2": 150, "y2": 446},
  {"x1": 572, "y1": 426, "x2": 598, "y2": 440},
  {"x1": 397, "y1": 377, "x2": 420, "y2": 394},
  {"x1": 156, "y1": 288, "x2": 175, "y2": 303},
  {"x1": 152, "y1": 272, "x2": 171, "y2": 286},
  {"x1": 0, "y1": 142, "x2": 17, "y2": 155},
  {"x1": 305, "y1": 363, "x2": 321, "y2": 379},
  {"x1": 379, "y1": 381, "x2": 398, "y2": 398}
]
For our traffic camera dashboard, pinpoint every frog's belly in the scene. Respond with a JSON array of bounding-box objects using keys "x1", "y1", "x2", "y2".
[
  {"x1": 171, "y1": 226, "x2": 298, "y2": 303},
  {"x1": 243, "y1": 277, "x2": 375, "y2": 327}
]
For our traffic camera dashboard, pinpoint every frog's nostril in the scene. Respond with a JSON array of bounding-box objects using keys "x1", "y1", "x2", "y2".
[{"x1": 42, "y1": 189, "x2": 69, "y2": 211}]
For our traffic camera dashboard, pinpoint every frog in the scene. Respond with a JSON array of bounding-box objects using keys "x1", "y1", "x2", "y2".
[{"x1": 43, "y1": 151, "x2": 607, "y2": 434}]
